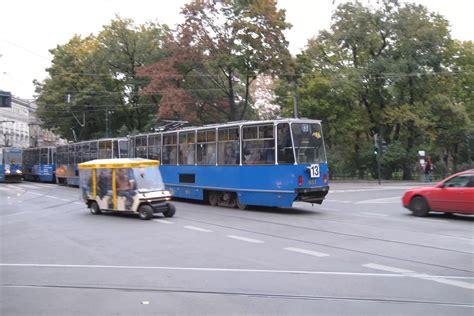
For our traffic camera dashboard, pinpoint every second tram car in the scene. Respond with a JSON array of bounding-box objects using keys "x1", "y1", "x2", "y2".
[
  {"x1": 22, "y1": 147, "x2": 56, "y2": 182},
  {"x1": 129, "y1": 119, "x2": 329, "y2": 208},
  {"x1": 55, "y1": 138, "x2": 129, "y2": 186}
]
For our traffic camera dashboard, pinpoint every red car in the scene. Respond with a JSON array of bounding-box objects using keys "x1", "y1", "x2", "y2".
[{"x1": 402, "y1": 169, "x2": 474, "y2": 216}]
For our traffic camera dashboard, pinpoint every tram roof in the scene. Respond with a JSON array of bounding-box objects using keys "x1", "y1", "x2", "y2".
[
  {"x1": 58, "y1": 137, "x2": 128, "y2": 147},
  {"x1": 78, "y1": 158, "x2": 159, "y2": 169},
  {"x1": 133, "y1": 118, "x2": 322, "y2": 137}
]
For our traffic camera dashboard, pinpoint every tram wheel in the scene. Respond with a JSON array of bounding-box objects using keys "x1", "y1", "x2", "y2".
[
  {"x1": 163, "y1": 203, "x2": 176, "y2": 218},
  {"x1": 89, "y1": 201, "x2": 101, "y2": 215},
  {"x1": 236, "y1": 196, "x2": 248, "y2": 210},
  {"x1": 138, "y1": 205, "x2": 153, "y2": 220},
  {"x1": 208, "y1": 191, "x2": 218, "y2": 206}
]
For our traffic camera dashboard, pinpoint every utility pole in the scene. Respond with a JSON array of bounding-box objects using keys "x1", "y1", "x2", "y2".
[
  {"x1": 293, "y1": 81, "x2": 299, "y2": 119},
  {"x1": 105, "y1": 109, "x2": 109, "y2": 138},
  {"x1": 374, "y1": 133, "x2": 381, "y2": 185}
]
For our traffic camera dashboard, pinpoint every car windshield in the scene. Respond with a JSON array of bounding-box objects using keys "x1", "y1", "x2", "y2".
[{"x1": 131, "y1": 166, "x2": 165, "y2": 192}]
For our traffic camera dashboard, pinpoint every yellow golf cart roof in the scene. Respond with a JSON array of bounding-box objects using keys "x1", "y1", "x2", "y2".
[{"x1": 78, "y1": 158, "x2": 160, "y2": 169}]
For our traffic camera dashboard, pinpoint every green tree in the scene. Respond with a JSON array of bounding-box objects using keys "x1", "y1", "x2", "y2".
[
  {"x1": 35, "y1": 17, "x2": 169, "y2": 140},
  {"x1": 35, "y1": 35, "x2": 119, "y2": 140},
  {"x1": 276, "y1": 0, "x2": 470, "y2": 179},
  {"x1": 138, "y1": 0, "x2": 292, "y2": 124}
]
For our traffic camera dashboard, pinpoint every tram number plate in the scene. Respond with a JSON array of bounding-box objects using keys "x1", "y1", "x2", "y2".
[{"x1": 309, "y1": 164, "x2": 320, "y2": 178}]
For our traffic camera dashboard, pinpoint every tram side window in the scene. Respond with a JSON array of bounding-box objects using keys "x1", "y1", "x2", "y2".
[
  {"x1": 218, "y1": 127, "x2": 240, "y2": 165},
  {"x1": 69, "y1": 145, "x2": 75, "y2": 165},
  {"x1": 197, "y1": 129, "x2": 216, "y2": 165},
  {"x1": 242, "y1": 124, "x2": 274, "y2": 165},
  {"x1": 113, "y1": 140, "x2": 119, "y2": 158},
  {"x1": 134, "y1": 136, "x2": 148, "y2": 159},
  {"x1": 49, "y1": 148, "x2": 55, "y2": 165},
  {"x1": 162, "y1": 133, "x2": 177, "y2": 165},
  {"x1": 40, "y1": 148, "x2": 48, "y2": 164},
  {"x1": 82, "y1": 143, "x2": 89, "y2": 162},
  {"x1": 56, "y1": 147, "x2": 64, "y2": 164},
  {"x1": 99, "y1": 141, "x2": 113, "y2": 159},
  {"x1": 148, "y1": 135, "x2": 161, "y2": 161},
  {"x1": 179, "y1": 132, "x2": 196, "y2": 165},
  {"x1": 89, "y1": 142, "x2": 98, "y2": 160},
  {"x1": 277, "y1": 123, "x2": 295, "y2": 164},
  {"x1": 119, "y1": 140, "x2": 129, "y2": 158}
]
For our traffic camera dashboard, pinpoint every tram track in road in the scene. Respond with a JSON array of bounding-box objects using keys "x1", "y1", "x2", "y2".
[
  {"x1": 175, "y1": 206, "x2": 473, "y2": 255},
  {"x1": 170, "y1": 206, "x2": 473, "y2": 273},
  {"x1": 2, "y1": 283, "x2": 472, "y2": 308}
]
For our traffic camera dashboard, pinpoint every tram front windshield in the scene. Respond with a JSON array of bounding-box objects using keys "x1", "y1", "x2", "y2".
[
  {"x1": 132, "y1": 166, "x2": 165, "y2": 193},
  {"x1": 4, "y1": 149, "x2": 22, "y2": 165},
  {"x1": 291, "y1": 123, "x2": 327, "y2": 164}
]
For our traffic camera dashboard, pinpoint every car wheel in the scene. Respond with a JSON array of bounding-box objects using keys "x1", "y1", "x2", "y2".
[
  {"x1": 138, "y1": 205, "x2": 153, "y2": 220},
  {"x1": 208, "y1": 192, "x2": 218, "y2": 206},
  {"x1": 163, "y1": 203, "x2": 176, "y2": 218},
  {"x1": 409, "y1": 196, "x2": 429, "y2": 217},
  {"x1": 89, "y1": 201, "x2": 101, "y2": 215}
]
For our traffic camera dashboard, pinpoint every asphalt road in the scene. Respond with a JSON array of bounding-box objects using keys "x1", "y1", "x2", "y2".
[{"x1": 1, "y1": 181, "x2": 473, "y2": 315}]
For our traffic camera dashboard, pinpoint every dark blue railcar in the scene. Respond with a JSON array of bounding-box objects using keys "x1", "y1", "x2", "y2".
[{"x1": 22, "y1": 147, "x2": 56, "y2": 182}]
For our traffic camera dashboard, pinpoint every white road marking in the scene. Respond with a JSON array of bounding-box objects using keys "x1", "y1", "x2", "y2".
[
  {"x1": 0, "y1": 187, "x2": 11, "y2": 191},
  {"x1": 330, "y1": 187, "x2": 418, "y2": 194},
  {"x1": 413, "y1": 218, "x2": 449, "y2": 224},
  {"x1": 361, "y1": 212, "x2": 388, "y2": 217},
  {"x1": 355, "y1": 196, "x2": 401, "y2": 204},
  {"x1": 28, "y1": 192, "x2": 43, "y2": 196},
  {"x1": 227, "y1": 235, "x2": 264, "y2": 243},
  {"x1": 319, "y1": 207, "x2": 341, "y2": 212},
  {"x1": 1, "y1": 263, "x2": 473, "y2": 281},
  {"x1": 73, "y1": 202, "x2": 83, "y2": 205},
  {"x1": 60, "y1": 199, "x2": 70, "y2": 202},
  {"x1": 184, "y1": 226, "x2": 213, "y2": 232},
  {"x1": 6, "y1": 185, "x2": 24, "y2": 190},
  {"x1": 19, "y1": 184, "x2": 43, "y2": 189},
  {"x1": 363, "y1": 263, "x2": 474, "y2": 290},
  {"x1": 284, "y1": 247, "x2": 329, "y2": 257},
  {"x1": 325, "y1": 200, "x2": 353, "y2": 203},
  {"x1": 2, "y1": 211, "x2": 32, "y2": 217},
  {"x1": 153, "y1": 219, "x2": 174, "y2": 224},
  {"x1": 44, "y1": 195, "x2": 60, "y2": 199}
]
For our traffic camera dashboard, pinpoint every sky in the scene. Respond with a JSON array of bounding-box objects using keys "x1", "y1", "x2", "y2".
[{"x1": 0, "y1": 0, "x2": 472, "y2": 100}]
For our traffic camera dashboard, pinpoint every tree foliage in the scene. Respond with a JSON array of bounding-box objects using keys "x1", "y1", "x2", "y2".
[
  {"x1": 275, "y1": 0, "x2": 472, "y2": 179},
  {"x1": 35, "y1": 16, "x2": 169, "y2": 140},
  {"x1": 138, "y1": 0, "x2": 292, "y2": 124}
]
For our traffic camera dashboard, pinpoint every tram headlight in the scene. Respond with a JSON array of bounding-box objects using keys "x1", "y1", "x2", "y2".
[
  {"x1": 16, "y1": 169, "x2": 22, "y2": 175},
  {"x1": 5, "y1": 169, "x2": 10, "y2": 175}
]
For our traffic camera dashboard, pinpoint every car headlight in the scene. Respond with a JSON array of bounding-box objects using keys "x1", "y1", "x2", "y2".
[
  {"x1": 5, "y1": 169, "x2": 10, "y2": 175},
  {"x1": 16, "y1": 169, "x2": 22, "y2": 174}
]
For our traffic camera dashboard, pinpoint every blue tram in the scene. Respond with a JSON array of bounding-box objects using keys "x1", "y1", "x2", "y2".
[
  {"x1": 55, "y1": 138, "x2": 129, "y2": 186},
  {"x1": 0, "y1": 147, "x2": 23, "y2": 183},
  {"x1": 129, "y1": 119, "x2": 329, "y2": 208},
  {"x1": 22, "y1": 147, "x2": 56, "y2": 182}
]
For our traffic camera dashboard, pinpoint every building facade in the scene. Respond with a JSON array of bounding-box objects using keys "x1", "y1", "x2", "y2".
[{"x1": 0, "y1": 93, "x2": 64, "y2": 148}]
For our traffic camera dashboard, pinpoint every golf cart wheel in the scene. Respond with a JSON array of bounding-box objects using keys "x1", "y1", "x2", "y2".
[
  {"x1": 138, "y1": 205, "x2": 153, "y2": 220},
  {"x1": 89, "y1": 201, "x2": 101, "y2": 215},
  {"x1": 163, "y1": 203, "x2": 176, "y2": 218}
]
